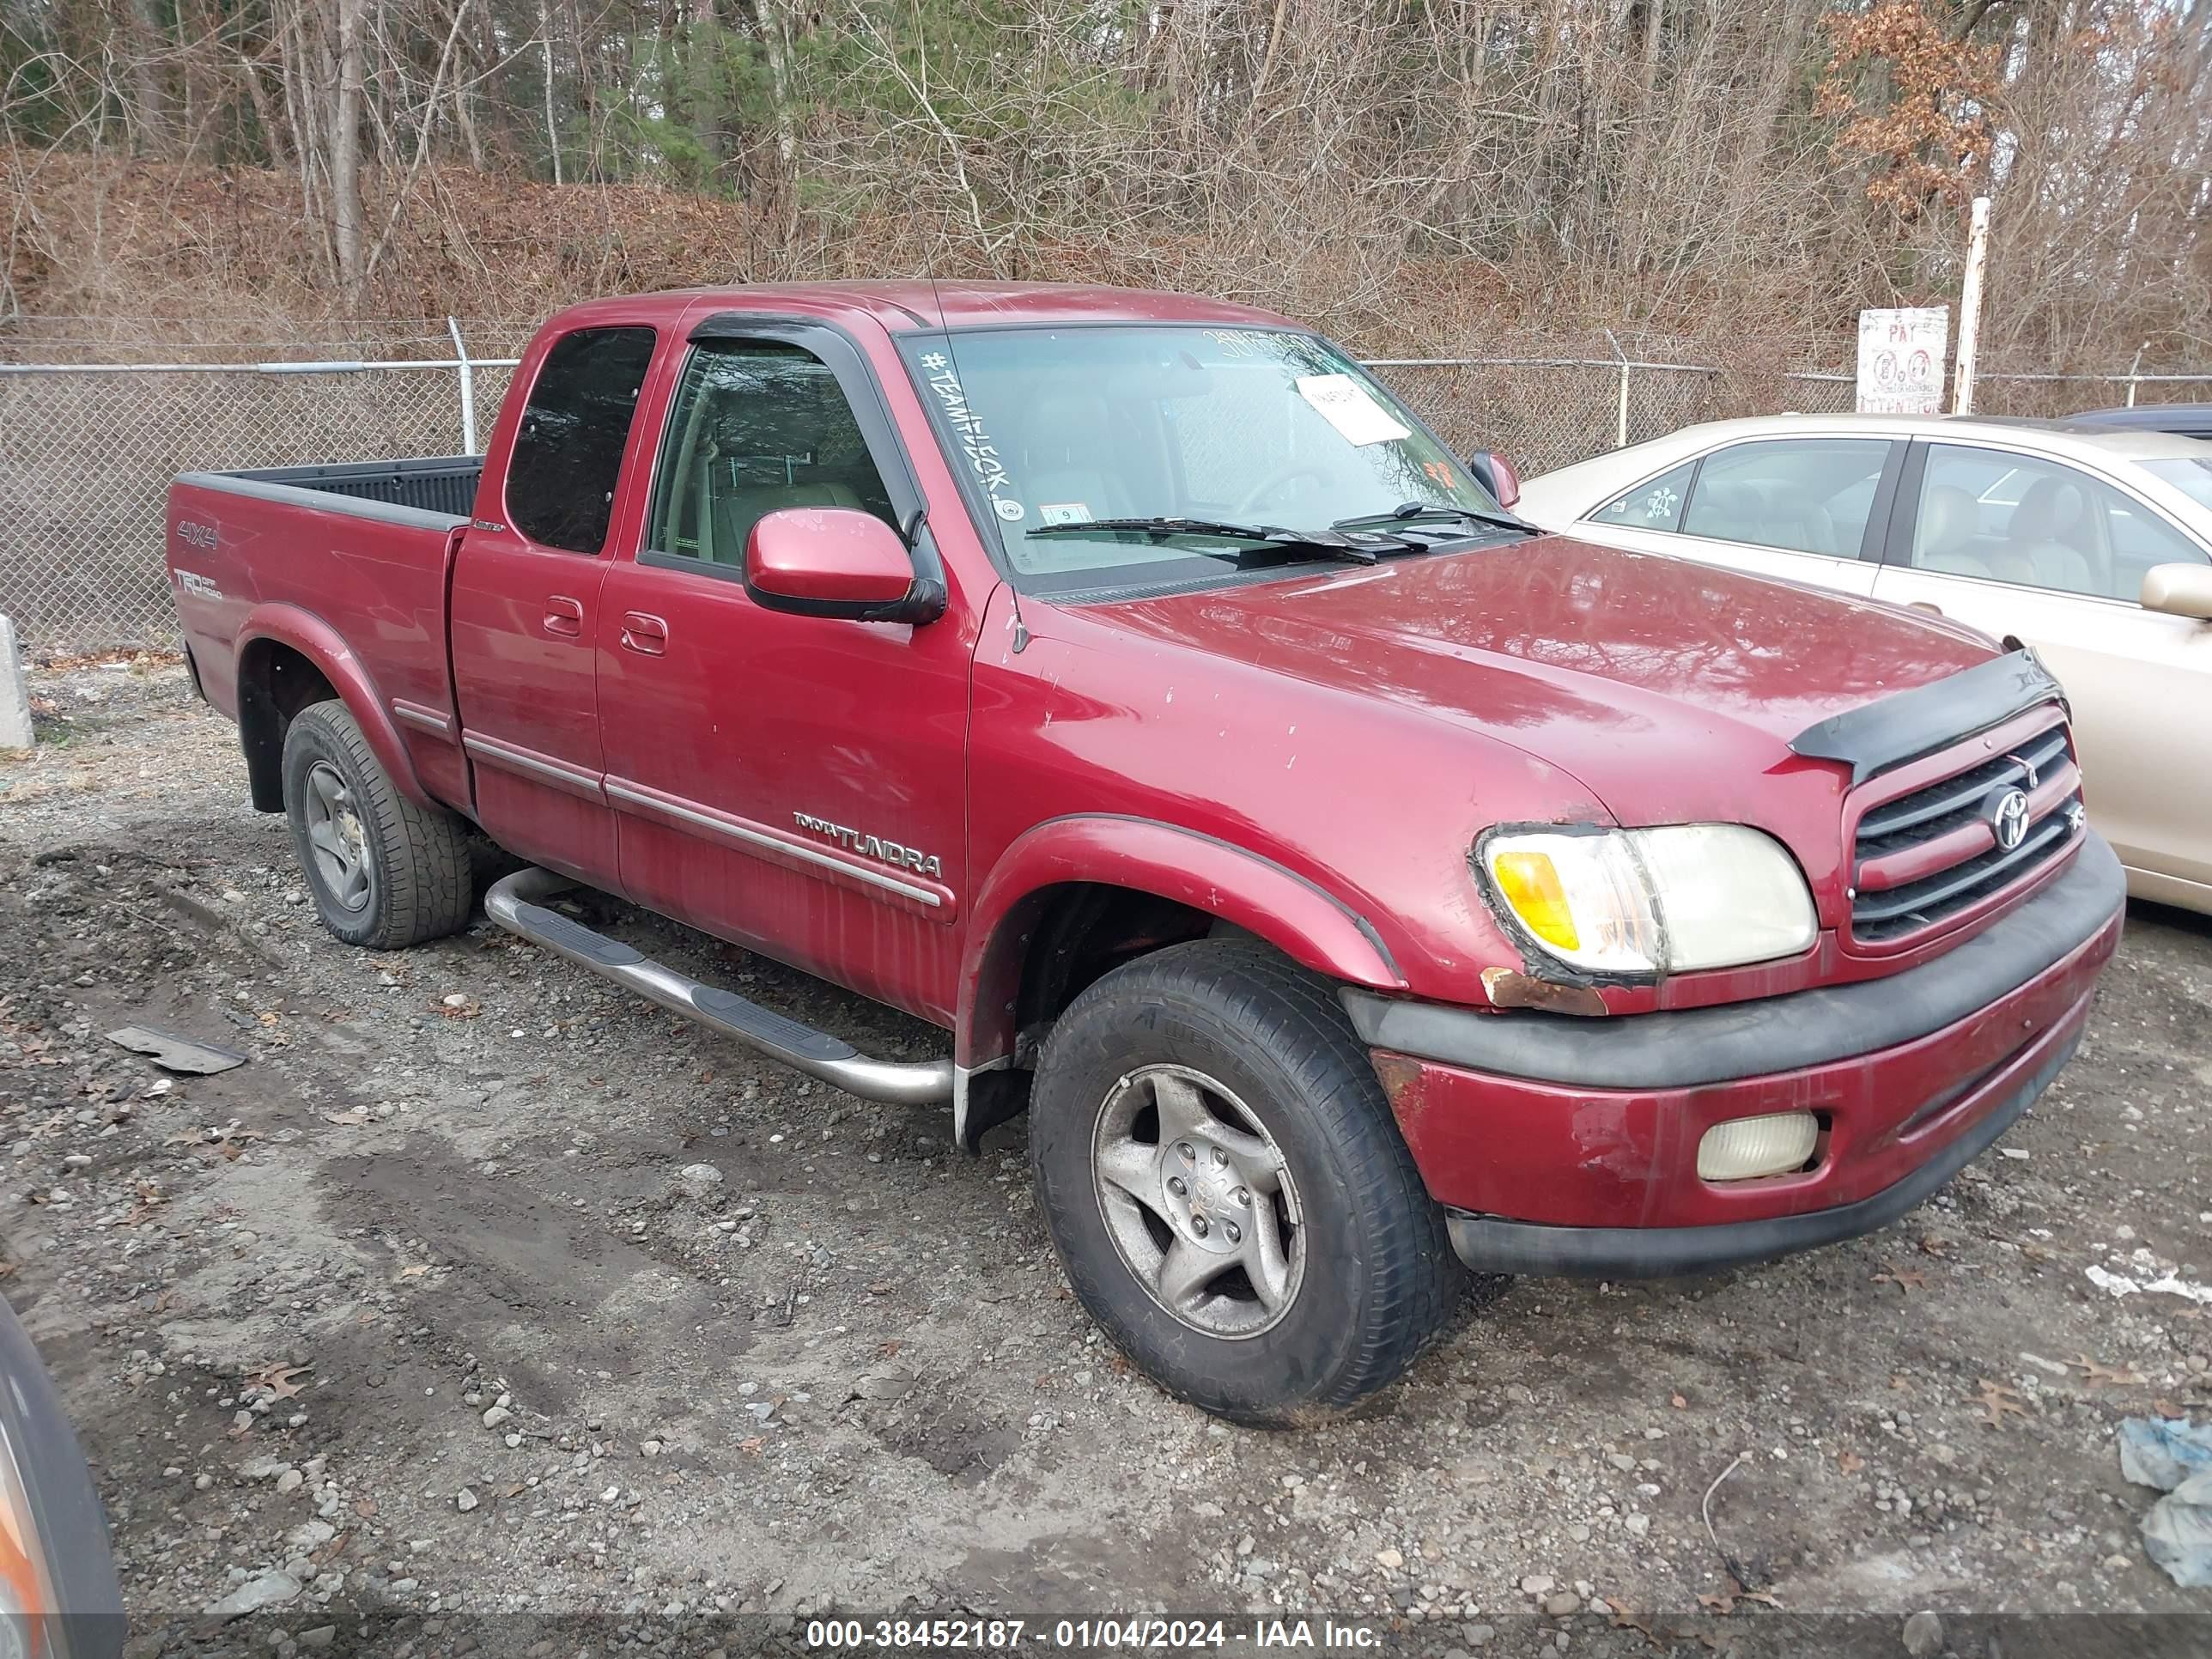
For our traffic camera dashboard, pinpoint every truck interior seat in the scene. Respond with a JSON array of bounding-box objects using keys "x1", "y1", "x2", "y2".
[{"x1": 702, "y1": 477, "x2": 865, "y2": 565}]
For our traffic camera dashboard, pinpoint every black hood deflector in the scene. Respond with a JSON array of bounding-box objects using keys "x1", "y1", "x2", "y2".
[{"x1": 1790, "y1": 648, "x2": 2068, "y2": 785}]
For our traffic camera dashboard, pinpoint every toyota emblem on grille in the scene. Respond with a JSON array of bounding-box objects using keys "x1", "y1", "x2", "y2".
[{"x1": 1991, "y1": 787, "x2": 2031, "y2": 852}]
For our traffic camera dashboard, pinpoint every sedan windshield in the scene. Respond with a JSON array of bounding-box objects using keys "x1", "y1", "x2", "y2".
[{"x1": 901, "y1": 325, "x2": 1503, "y2": 592}]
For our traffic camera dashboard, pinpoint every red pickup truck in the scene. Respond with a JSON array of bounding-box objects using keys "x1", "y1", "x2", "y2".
[{"x1": 167, "y1": 283, "x2": 2123, "y2": 1425}]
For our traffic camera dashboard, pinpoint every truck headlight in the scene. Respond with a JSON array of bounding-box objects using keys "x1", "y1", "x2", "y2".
[{"x1": 1478, "y1": 823, "x2": 1816, "y2": 976}]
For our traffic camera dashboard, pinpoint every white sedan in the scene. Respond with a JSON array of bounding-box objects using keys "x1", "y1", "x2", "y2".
[{"x1": 1516, "y1": 414, "x2": 2212, "y2": 913}]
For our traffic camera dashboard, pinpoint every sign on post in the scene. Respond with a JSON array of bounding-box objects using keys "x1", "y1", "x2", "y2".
[{"x1": 1856, "y1": 307, "x2": 1950, "y2": 414}]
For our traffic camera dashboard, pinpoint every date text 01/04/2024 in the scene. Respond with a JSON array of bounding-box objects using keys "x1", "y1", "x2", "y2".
[{"x1": 802, "y1": 1619, "x2": 1387, "y2": 1650}]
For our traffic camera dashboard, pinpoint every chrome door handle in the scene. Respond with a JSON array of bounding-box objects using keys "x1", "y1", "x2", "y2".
[{"x1": 621, "y1": 611, "x2": 668, "y2": 655}]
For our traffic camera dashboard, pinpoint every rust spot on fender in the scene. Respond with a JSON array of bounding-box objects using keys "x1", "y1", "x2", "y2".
[
  {"x1": 1370, "y1": 1051, "x2": 1431, "y2": 1135},
  {"x1": 1480, "y1": 965, "x2": 1607, "y2": 1017}
]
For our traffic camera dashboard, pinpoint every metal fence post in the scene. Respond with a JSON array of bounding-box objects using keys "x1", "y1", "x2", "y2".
[
  {"x1": 449, "y1": 316, "x2": 478, "y2": 453},
  {"x1": 1952, "y1": 196, "x2": 1991, "y2": 416},
  {"x1": 1605, "y1": 331, "x2": 1630, "y2": 447},
  {"x1": 2125, "y1": 343, "x2": 2147, "y2": 409}
]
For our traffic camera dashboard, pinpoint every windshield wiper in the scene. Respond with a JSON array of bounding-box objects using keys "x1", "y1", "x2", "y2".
[
  {"x1": 1333, "y1": 501, "x2": 1541, "y2": 538},
  {"x1": 1023, "y1": 516, "x2": 1408, "y2": 565}
]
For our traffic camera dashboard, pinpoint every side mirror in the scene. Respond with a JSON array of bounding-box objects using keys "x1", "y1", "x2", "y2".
[
  {"x1": 1468, "y1": 451, "x2": 1522, "y2": 511},
  {"x1": 2141, "y1": 562, "x2": 2212, "y2": 621},
  {"x1": 744, "y1": 507, "x2": 945, "y2": 624}
]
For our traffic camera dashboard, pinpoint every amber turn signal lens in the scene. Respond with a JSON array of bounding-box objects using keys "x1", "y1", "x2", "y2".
[{"x1": 1491, "y1": 850, "x2": 1580, "y2": 951}]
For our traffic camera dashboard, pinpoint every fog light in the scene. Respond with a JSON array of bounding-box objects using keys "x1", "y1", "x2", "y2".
[{"x1": 1697, "y1": 1112, "x2": 1819, "y2": 1182}]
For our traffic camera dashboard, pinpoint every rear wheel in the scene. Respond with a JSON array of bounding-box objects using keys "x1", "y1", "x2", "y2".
[
  {"x1": 281, "y1": 701, "x2": 473, "y2": 949},
  {"x1": 1029, "y1": 939, "x2": 1460, "y2": 1425}
]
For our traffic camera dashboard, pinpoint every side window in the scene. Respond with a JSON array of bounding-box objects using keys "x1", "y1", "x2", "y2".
[
  {"x1": 2105, "y1": 487, "x2": 2208, "y2": 602},
  {"x1": 1911, "y1": 444, "x2": 2207, "y2": 602},
  {"x1": 1680, "y1": 439, "x2": 1891, "y2": 558},
  {"x1": 1588, "y1": 459, "x2": 1697, "y2": 532},
  {"x1": 506, "y1": 326, "x2": 657, "y2": 554},
  {"x1": 646, "y1": 341, "x2": 897, "y2": 566}
]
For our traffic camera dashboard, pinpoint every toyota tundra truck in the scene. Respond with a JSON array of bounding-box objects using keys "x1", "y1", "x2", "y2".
[{"x1": 164, "y1": 283, "x2": 2124, "y2": 1425}]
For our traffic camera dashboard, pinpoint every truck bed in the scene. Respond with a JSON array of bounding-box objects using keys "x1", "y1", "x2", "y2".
[
  {"x1": 209, "y1": 455, "x2": 484, "y2": 520},
  {"x1": 167, "y1": 457, "x2": 478, "y2": 788}
]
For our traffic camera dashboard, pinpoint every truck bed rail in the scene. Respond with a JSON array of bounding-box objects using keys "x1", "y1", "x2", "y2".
[{"x1": 218, "y1": 455, "x2": 484, "y2": 519}]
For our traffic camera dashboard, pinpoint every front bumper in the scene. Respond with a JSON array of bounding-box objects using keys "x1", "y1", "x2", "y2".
[{"x1": 1345, "y1": 832, "x2": 2125, "y2": 1279}]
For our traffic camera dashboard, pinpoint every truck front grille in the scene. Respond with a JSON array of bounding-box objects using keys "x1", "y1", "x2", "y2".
[{"x1": 1849, "y1": 721, "x2": 2080, "y2": 945}]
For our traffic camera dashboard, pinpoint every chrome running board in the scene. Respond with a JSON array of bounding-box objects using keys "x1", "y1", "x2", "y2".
[{"x1": 483, "y1": 866, "x2": 954, "y2": 1108}]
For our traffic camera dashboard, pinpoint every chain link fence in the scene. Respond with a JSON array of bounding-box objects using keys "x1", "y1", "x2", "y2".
[{"x1": 2, "y1": 328, "x2": 2208, "y2": 653}]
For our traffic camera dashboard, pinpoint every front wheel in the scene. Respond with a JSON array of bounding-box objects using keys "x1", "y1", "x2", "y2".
[{"x1": 1028, "y1": 939, "x2": 1461, "y2": 1425}]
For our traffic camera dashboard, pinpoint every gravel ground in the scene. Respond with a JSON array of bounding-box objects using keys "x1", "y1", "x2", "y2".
[{"x1": 3, "y1": 659, "x2": 2210, "y2": 1659}]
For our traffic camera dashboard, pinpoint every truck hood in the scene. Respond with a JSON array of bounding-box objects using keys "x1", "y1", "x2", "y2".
[{"x1": 1084, "y1": 534, "x2": 1996, "y2": 820}]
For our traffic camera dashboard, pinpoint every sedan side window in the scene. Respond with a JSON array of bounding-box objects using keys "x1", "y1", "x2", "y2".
[
  {"x1": 645, "y1": 341, "x2": 900, "y2": 567},
  {"x1": 1588, "y1": 460, "x2": 1697, "y2": 532},
  {"x1": 1678, "y1": 439, "x2": 1891, "y2": 559},
  {"x1": 1911, "y1": 444, "x2": 2209, "y2": 602}
]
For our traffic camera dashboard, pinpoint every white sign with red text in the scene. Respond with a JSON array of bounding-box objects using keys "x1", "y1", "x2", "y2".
[{"x1": 1856, "y1": 307, "x2": 1950, "y2": 415}]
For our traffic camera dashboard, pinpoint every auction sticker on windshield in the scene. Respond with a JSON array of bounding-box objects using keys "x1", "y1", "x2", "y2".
[
  {"x1": 1039, "y1": 502, "x2": 1090, "y2": 525},
  {"x1": 1295, "y1": 374, "x2": 1411, "y2": 447}
]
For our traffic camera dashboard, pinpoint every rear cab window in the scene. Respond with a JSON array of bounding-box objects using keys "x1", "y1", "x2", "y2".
[{"x1": 506, "y1": 325, "x2": 659, "y2": 554}]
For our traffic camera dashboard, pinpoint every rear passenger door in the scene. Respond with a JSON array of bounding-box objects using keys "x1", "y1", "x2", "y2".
[
  {"x1": 450, "y1": 322, "x2": 658, "y2": 885},
  {"x1": 1582, "y1": 437, "x2": 1898, "y2": 598},
  {"x1": 592, "y1": 319, "x2": 973, "y2": 1025}
]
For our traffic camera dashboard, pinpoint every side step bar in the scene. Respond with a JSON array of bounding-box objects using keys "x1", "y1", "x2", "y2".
[{"x1": 483, "y1": 866, "x2": 955, "y2": 1108}]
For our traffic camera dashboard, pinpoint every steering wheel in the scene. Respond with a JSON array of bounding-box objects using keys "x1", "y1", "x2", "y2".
[{"x1": 1233, "y1": 464, "x2": 1332, "y2": 520}]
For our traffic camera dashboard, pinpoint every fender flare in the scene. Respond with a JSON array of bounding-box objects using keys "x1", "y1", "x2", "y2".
[
  {"x1": 955, "y1": 813, "x2": 1408, "y2": 1069},
  {"x1": 234, "y1": 602, "x2": 436, "y2": 811}
]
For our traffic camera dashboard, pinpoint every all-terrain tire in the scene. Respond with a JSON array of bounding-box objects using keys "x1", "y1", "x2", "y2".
[
  {"x1": 281, "y1": 700, "x2": 474, "y2": 949},
  {"x1": 1028, "y1": 939, "x2": 1461, "y2": 1426}
]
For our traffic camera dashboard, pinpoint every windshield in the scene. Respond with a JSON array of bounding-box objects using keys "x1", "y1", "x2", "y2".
[
  {"x1": 901, "y1": 325, "x2": 1502, "y2": 591},
  {"x1": 2143, "y1": 457, "x2": 2212, "y2": 515}
]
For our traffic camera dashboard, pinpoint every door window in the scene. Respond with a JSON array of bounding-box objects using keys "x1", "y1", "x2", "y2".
[
  {"x1": 646, "y1": 341, "x2": 898, "y2": 566},
  {"x1": 1679, "y1": 439, "x2": 1890, "y2": 558},
  {"x1": 1588, "y1": 459, "x2": 1698, "y2": 532},
  {"x1": 1910, "y1": 444, "x2": 2209, "y2": 601},
  {"x1": 505, "y1": 326, "x2": 658, "y2": 554}
]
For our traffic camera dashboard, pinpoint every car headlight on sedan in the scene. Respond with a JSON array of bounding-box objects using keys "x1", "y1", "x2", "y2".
[{"x1": 1478, "y1": 823, "x2": 1816, "y2": 976}]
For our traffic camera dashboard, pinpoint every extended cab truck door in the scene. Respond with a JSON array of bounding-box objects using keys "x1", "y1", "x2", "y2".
[
  {"x1": 592, "y1": 314, "x2": 973, "y2": 1025},
  {"x1": 1871, "y1": 439, "x2": 2212, "y2": 896},
  {"x1": 1577, "y1": 436, "x2": 1900, "y2": 599},
  {"x1": 449, "y1": 321, "x2": 660, "y2": 885}
]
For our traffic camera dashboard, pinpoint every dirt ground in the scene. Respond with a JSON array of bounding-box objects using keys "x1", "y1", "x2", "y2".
[{"x1": 4, "y1": 659, "x2": 2211, "y2": 1659}]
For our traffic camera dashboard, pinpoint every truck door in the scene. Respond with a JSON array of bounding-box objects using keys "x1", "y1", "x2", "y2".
[
  {"x1": 449, "y1": 323, "x2": 659, "y2": 886},
  {"x1": 594, "y1": 319, "x2": 972, "y2": 1026}
]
